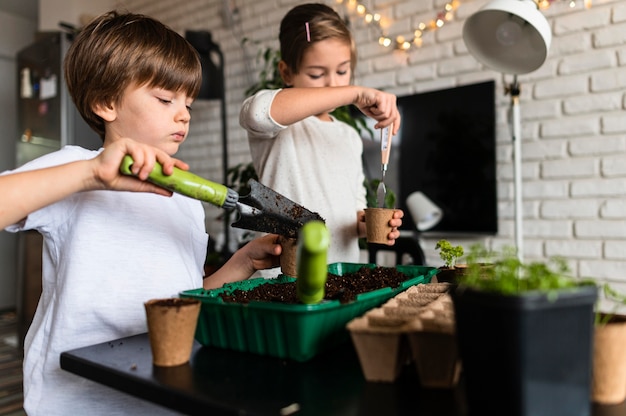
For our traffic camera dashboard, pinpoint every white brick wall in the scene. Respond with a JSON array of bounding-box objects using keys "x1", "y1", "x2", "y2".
[{"x1": 118, "y1": 0, "x2": 626, "y2": 282}]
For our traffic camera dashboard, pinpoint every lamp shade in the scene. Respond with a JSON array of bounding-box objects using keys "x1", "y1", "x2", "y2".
[
  {"x1": 406, "y1": 192, "x2": 443, "y2": 232},
  {"x1": 463, "y1": 0, "x2": 551, "y2": 75}
]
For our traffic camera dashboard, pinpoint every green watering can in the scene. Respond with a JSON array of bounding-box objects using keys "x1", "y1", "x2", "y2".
[{"x1": 296, "y1": 221, "x2": 330, "y2": 305}]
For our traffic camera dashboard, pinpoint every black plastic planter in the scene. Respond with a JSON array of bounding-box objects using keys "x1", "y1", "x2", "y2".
[{"x1": 452, "y1": 284, "x2": 597, "y2": 416}]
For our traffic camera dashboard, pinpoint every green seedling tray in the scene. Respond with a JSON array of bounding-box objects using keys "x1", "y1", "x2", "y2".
[{"x1": 181, "y1": 263, "x2": 437, "y2": 362}]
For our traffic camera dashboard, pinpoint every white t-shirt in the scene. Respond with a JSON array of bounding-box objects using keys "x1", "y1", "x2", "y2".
[
  {"x1": 240, "y1": 89, "x2": 367, "y2": 272},
  {"x1": 4, "y1": 146, "x2": 207, "y2": 415}
]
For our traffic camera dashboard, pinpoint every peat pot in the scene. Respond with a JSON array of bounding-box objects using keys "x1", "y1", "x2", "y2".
[
  {"x1": 592, "y1": 314, "x2": 626, "y2": 405},
  {"x1": 452, "y1": 284, "x2": 597, "y2": 416}
]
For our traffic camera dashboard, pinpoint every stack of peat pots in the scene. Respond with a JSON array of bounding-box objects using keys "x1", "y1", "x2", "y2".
[{"x1": 346, "y1": 282, "x2": 460, "y2": 388}]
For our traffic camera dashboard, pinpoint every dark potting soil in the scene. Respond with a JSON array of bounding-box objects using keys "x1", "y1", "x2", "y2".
[{"x1": 218, "y1": 266, "x2": 411, "y2": 305}]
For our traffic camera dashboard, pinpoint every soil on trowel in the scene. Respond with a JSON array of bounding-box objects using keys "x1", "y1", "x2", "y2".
[{"x1": 218, "y1": 266, "x2": 412, "y2": 305}]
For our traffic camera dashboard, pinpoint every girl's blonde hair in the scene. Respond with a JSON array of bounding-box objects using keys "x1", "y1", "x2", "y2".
[{"x1": 279, "y1": 3, "x2": 356, "y2": 75}]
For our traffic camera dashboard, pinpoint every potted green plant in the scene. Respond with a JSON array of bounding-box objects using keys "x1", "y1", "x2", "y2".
[
  {"x1": 433, "y1": 239, "x2": 464, "y2": 283},
  {"x1": 592, "y1": 284, "x2": 626, "y2": 405},
  {"x1": 452, "y1": 247, "x2": 597, "y2": 416}
]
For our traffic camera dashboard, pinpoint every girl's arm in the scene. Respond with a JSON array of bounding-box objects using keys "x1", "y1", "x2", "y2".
[
  {"x1": 270, "y1": 86, "x2": 401, "y2": 135},
  {"x1": 1, "y1": 138, "x2": 186, "y2": 228}
]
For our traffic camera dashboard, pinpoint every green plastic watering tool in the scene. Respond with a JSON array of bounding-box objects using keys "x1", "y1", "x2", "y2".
[
  {"x1": 120, "y1": 155, "x2": 325, "y2": 238},
  {"x1": 119, "y1": 155, "x2": 235, "y2": 208},
  {"x1": 296, "y1": 221, "x2": 330, "y2": 305}
]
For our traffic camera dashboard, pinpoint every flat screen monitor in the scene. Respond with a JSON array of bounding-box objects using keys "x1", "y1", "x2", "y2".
[{"x1": 362, "y1": 80, "x2": 497, "y2": 236}]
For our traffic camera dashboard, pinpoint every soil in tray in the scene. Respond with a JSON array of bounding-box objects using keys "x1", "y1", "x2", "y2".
[{"x1": 218, "y1": 266, "x2": 412, "y2": 304}]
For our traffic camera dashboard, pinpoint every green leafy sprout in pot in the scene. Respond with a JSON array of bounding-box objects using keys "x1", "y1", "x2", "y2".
[
  {"x1": 435, "y1": 239, "x2": 464, "y2": 268},
  {"x1": 364, "y1": 178, "x2": 396, "y2": 209},
  {"x1": 463, "y1": 245, "x2": 595, "y2": 297},
  {"x1": 596, "y1": 284, "x2": 626, "y2": 326}
]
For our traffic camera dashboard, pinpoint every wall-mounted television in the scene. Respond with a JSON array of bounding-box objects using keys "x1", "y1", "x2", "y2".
[{"x1": 362, "y1": 80, "x2": 497, "y2": 236}]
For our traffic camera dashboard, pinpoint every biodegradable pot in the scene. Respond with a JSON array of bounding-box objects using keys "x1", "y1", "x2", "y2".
[
  {"x1": 435, "y1": 264, "x2": 489, "y2": 284},
  {"x1": 347, "y1": 315, "x2": 411, "y2": 382},
  {"x1": 279, "y1": 236, "x2": 298, "y2": 277},
  {"x1": 592, "y1": 315, "x2": 626, "y2": 405},
  {"x1": 434, "y1": 267, "x2": 458, "y2": 284},
  {"x1": 145, "y1": 298, "x2": 201, "y2": 367},
  {"x1": 452, "y1": 285, "x2": 597, "y2": 416},
  {"x1": 407, "y1": 329, "x2": 461, "y2": 389},
  {"x1": 364, "y1": 208, "x2": 395, "y2": 244}
]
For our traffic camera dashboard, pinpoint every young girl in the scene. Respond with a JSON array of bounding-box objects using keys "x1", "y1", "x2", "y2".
[
  {"x1": 4, "y1": 11, "x2": 281, "y2": 415},
  {"x1": 240, "y1": 3, "x2": 403, "y2": 268}
]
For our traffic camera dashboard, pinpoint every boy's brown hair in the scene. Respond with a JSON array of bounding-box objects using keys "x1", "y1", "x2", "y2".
[
  {"x1": 279, "y1": 3, "x2": 356, "y2": 75},
  {"x1": 64, "y1": 11, "x2": 202, "y2": 140}
]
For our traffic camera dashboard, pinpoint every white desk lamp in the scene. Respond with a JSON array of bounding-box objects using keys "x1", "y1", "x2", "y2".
[
  {"x1": 463, "y1": 0, "x2": 552, "y2": 261},
  {"x1": 406, "y1": 191, "x2": 443, "y2": 232}
]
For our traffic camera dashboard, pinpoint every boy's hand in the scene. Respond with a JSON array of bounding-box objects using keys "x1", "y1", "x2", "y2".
[
  {"x1": 203, "y1": 234, "x2": 282, "y2": 290},
  {"x1": 91, "y1": 138, "x2": 189, "y2": 195}
]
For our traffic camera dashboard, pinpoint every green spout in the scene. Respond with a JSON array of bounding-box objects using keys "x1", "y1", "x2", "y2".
[{"x1": 296, "y1": 221, "x2": 330, "y2": 304}]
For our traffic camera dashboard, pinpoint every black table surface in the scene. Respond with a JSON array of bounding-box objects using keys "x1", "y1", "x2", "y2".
[{"x1": 60, "y1": 333, "x2": 625, "y2": 416}]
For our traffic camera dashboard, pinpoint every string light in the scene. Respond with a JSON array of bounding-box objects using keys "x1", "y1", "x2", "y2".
[
  {"x1": 336, "y1": 0, "x2": 592, "y2": 51},
  {"x1": 335, "y1": 0, "x2": 460, "y2": 50},
  {"x1": 536, "y1": 0, "x2": 592, "y2": 9}
]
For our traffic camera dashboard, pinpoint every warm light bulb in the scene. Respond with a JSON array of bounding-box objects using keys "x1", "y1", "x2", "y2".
[
  {"x1": 365, "y1": 13, "x2": 373, "y2": 23},
  {"x1": 495, "y1": 19, "x2": 523, "y2": 46},
  {"x1": 356, "y1": 4, "x2": 365, "y2": 14}
]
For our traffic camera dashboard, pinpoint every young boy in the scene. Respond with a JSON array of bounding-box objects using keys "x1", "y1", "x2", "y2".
[{"x1": 4, "y1": 11, "x2": 281, "y2": 415}]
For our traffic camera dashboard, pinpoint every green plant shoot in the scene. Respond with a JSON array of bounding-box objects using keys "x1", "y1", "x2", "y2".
[
  {"x1": 596, "y1": 284, "x2": 626, "y2": 326},
  {"x1": 435, "y1": 239, "x2": 464, "y2": 268}
]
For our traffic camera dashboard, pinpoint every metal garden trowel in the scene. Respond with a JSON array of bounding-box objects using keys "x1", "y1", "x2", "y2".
[
  {"x1": 120, "y1": 156, "x2": 324, "y2": 239},
  {"x1": 377, "y1": 124, "x2": 393, "y2": 208}
]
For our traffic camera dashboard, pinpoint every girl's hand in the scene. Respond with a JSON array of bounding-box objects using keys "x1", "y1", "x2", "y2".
[
  {"x1": 359, "y1": 208, "x2": 404, "y2": 244},
  {"x1": 386, "y1": 209, "x2": 404, "y2": 245},
  {"x1": 357, "y1": 210, "x2": 367, "y2": 239},
  {"x1": 354, "y1": 88, "x2": 401, "y2": 135}
]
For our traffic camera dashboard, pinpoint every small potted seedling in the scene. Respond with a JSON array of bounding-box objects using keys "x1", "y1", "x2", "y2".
[
  {"x1": 434, "y1": 239, "x2": 464, "y2": 283},
  {"x1": 592, "y1": 284, "x2": 626, "y2": 405},
  {"x1": 452, "y1": 247, "x2": 597, "y2": 416}
]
